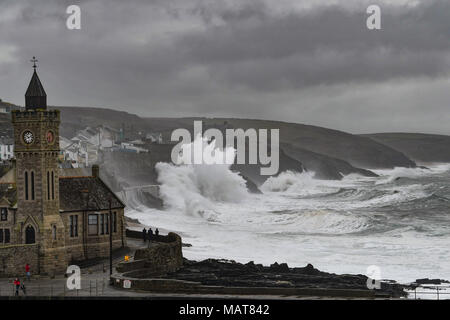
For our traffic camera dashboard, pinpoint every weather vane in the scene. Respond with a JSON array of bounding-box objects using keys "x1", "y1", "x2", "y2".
[{"x1": 30, "y1": 56, "x2": 38, "y2": 70}]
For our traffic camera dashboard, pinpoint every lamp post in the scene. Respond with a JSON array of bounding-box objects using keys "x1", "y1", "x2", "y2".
[
  {"x1": 109, "y1": 199, "x2": 113, "y2": 278},
  {"x1": 80, "y1": 190, "x2": 90, "y2": 259}
]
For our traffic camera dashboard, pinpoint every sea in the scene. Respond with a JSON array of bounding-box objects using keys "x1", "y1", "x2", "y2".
[{"x1": 124, "y1": 146, "x2": 450, "y2": 296}]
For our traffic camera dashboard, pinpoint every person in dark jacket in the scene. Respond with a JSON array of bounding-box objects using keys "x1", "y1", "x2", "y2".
[
  {"x1": 142, "y1": 228, "x2": 147, "y2": 242},
  {"x1": 155, "y1": 228, "x2": 159, "y2": 236},
  {"x1": 20, "y1": 283, "x2": 27, "y2": 295},
  {"x1": 148, "y1": 228, "x2": 153, "y2": 241}
]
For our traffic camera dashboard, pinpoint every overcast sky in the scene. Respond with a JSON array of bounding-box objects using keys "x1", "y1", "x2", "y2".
[{"x1": 0, "y1": 0, "x2": 449, "y2": 134}]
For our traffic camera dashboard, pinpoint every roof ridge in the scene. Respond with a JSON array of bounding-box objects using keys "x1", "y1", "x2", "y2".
[{"x1": 59, "y1": 176, "x2": 94, "y2": 179}]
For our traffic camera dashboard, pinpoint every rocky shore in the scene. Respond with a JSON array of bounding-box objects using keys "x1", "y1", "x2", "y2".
[{"x1": 164, "y1": 258, "x2": 407, "y2": 298}]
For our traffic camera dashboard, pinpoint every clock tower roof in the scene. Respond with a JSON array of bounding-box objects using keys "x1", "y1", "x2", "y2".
[{"x1": 25, "y1": 57, "x2": 47, "y2": 110}]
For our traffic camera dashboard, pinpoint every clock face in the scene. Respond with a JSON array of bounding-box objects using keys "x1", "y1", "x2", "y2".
[
  {"x1": 46, "y1": 131, "x2": 54, "y2": 144},
  {"x1": 22, "y1": 130, "x2": 34, "y2": 145}
]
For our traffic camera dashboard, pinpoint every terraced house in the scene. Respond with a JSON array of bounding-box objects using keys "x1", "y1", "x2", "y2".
[{"x1": 0, "y1": 63, "x2": 126, "y2": 276}]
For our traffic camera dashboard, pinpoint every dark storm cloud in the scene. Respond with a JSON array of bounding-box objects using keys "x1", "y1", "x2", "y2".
[
  {"x1": 0, "y1": 0, "x2": 449, "y2": 134},
  {"x1": 176, "y1": 1, "x2": 450, "y2": 90}
]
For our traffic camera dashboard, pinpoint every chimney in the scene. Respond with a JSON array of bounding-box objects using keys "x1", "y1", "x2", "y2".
[{"x1": 92, "y1": 164, "x2": 100, "y2": 178}]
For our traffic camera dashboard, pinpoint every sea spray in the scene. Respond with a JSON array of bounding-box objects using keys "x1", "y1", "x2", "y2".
[{"x1": 156, "y1": 136, "x2": 248, "y2": 217}]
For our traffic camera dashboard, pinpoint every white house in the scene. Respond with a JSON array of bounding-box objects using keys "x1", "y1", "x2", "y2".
[{"x1": 0, "y1": 141, "x2": 14, "y2": 161}]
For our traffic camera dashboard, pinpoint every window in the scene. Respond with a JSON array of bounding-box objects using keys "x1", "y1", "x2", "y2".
[
  {"x1": 47, "y1": 171, "x2": 50, "y2": 200},
  {"x1": 105, "y1": 214, "x2": 109, "y2": 235},
  {"x1": 0, "y1": 208, "x2": 7, "y2": 221},
  {"x1": 31, "y1": 171, "x2": 35, "y2": 200},
  {"x1": 0, "y1": 229, "x2": 10, "y2": 244},
  {"x1": 100, "y1": 214, "x2": 109, "y2": 235},
  {"x1": 113, "y1": 212, "x2": 117, "y2": 233},
  {"x1": 100, "y1": 214, "x2": 104, "y2": 235},
  {"x1": 51, "y1": 171, "x2": 55, "y2": 200},
  {"x1": 70, "y1": 215, "x2": 78, "y2": 237},
  {"x1": 4, "y1": 229, "x2": 9, "y2": 243},
  {"x1": 88, "y1": 214, "x2": 98, "y2": 236},
  {"x1": 52, "y1": 225, "x2": 57, "y2": 240},
  {"x1": 25, "y1": 171, "x2": 29, "y2": 200}
]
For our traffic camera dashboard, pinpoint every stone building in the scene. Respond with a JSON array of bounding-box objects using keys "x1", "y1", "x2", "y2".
[{"x1": 0, "y1": 64, "x2": 126, "y2": 276}]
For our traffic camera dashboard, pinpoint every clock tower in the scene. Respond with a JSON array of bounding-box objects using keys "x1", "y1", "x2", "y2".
[{"x1": 11, "y1": 57, "x2": 67, "y2": 275}]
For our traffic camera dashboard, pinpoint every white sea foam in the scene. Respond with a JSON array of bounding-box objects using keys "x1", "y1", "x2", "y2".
[{"x1": 126, "y1": 154, "x2": 450, "y2": 284}]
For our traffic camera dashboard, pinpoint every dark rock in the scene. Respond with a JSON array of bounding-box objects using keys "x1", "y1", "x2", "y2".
[
  {"x1": 269, "y1": 262, "x2": 290, "y2": 273},
  {"x1": 159, "y1": 258, "x2": 407, "y2": 297},
  {"x1": 415, "y1": 278, "x2": 449, "y2": 285}
]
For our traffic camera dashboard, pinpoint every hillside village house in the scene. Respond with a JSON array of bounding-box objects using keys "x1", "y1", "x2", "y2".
[
  {"x1": 0, "y1": 139, "x2": 14, "y2": 162},
  {"x1": 0, "y1": 63, "x2": 126, "y2": 276}
]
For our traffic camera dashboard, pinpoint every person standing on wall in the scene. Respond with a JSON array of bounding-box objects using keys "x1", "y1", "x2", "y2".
[
  {"x1": 148, "y1": 228, "x2": 153, "y2": 241},
  {"x1": 142, "y1": 228, "x2": 147, "y2": 243}
]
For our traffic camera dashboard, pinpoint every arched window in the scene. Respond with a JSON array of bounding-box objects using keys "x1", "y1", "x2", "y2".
[
  {"x1": 51, "y1": 171, "x2": 55, "y2": 200},
  {"x1": 31, "y1": 171, "x2": 35, "y2": 200},
  {"x1": 52, "y1": 225, "x2": 57, "y2": 240},
  {"x1": 47, "y1": 171, "x2": 50, "y2": 200},
  {"x1": 25, "y1": 225, "x2": 35, "y2": 244},
  {"x1": 24, "y1": 171, "x2": 29, "y2": 200}
]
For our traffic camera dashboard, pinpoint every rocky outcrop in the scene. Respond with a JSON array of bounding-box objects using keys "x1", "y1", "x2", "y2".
[
  {"x1": 163, "y1": 258, "x2": 406, "y2": 297},
  {"x1": 281, "y1": 144, "x2": 378, "y2": 180},
  {"x1": 232, "y1": 148, "x2": 304, "y2": 185}
]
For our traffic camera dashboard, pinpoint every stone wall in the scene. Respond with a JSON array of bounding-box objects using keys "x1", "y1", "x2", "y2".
[
  {"x1": 117, "y1": 232, "x2": 183, "y2": 276},
  {"x1": 62, "y1": 208, "x2": 126, "y2": 263},
  {"x1": 0, "y1": 243, "x2": 39, "y2": 277}
]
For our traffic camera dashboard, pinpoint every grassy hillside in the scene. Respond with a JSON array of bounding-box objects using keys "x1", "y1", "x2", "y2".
[
  {"x1": 363, "y1": 133, "x2": 450, "y2": 164},
  {"x1": 143, "y1": 117, "x2": 416, "y2": 169}
]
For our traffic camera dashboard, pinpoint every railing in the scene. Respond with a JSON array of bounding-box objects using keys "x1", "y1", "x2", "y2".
[
  {"x1": 0, "y1": 278, "x2": 110, "y2": 298},
  {"x1": 408, "y1": 285, "x2": 450, "y2": 300}
]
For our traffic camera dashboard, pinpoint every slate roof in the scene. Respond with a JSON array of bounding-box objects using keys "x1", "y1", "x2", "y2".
[
  {"x1": 25, "y1": 70, "x2": 47, "y2": 110},
  {"x1": 0, "y1": 177, "x2": 125, "y2": 212},
  {"x1": 59, "y1": 176, "x2": 125, "y2": 212},
  {"x1": 25, "y1": 70, "x2": 47, "y2": 97}
]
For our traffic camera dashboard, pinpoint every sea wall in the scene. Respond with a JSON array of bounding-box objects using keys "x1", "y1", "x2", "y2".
[
  {"x1": 116, "y1": 232, "x2": 183, "y2": 275},
  {"x1": 0, "y1": 244, "x2": 39, "y2": 277}
]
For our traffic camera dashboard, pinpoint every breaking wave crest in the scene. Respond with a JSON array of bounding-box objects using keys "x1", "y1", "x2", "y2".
[{"x1": 155, "y1": 137, "x2": 248, "y2": 218}]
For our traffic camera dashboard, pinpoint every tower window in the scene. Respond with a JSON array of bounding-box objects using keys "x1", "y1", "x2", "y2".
[
  {"x1": 52, "y1": 225, "x2": 57, "y2": 240},
  {"x1": 47, "y1": 171, "x2": 50, "y2": 200},
  {"x1": 31, "y1": 171, "x2": 35, "y2": 200},
  {"x1": 24, "y1": 171, "x2": 29, "y2": 200},
  {"x1": 51, "y1": 171, "x2": 55, "y2": 200}
]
